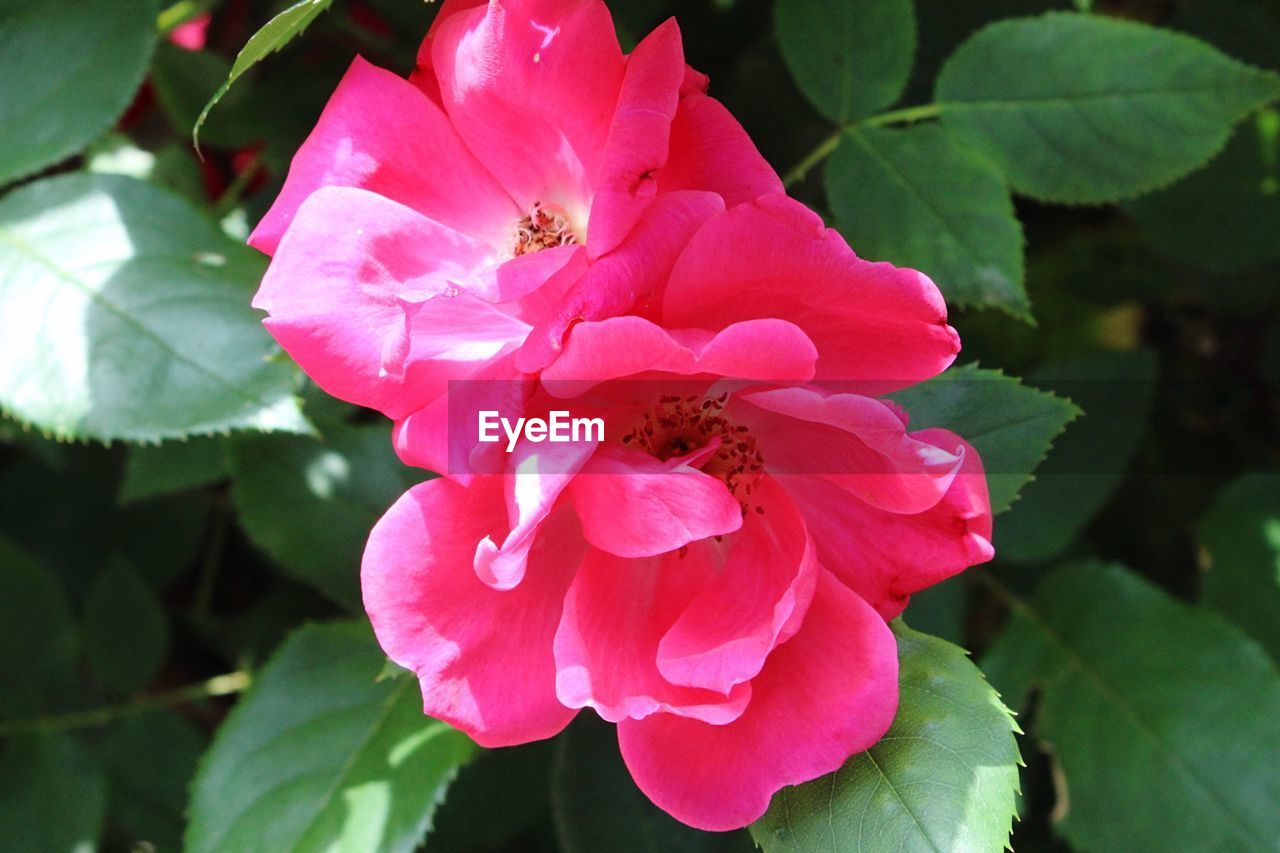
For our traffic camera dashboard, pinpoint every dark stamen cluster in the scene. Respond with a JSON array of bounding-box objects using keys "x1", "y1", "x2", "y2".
[{"x1": 621, "y1": 394, "x2": 766, "y2": 516}]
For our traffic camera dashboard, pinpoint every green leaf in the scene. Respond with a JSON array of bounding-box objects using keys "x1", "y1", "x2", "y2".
[
  {"x1": 120, "y1": 436, "x2": 228, "y2": 504},
  {"x1": 827, "y1": 124, "x2": 1028, "y2": 318},
  {"x1": 98, "y1": 712, "x2": 206, "y2": 851},
  {"x1": 751, "y1": 622, "x2": 1020, "y2": 853},
  {"x1": 187, "y1": 621, "x2": 476, "y2": 853},
  {"x1": 0, "y1": 734, "x2": 107, "y2": 853},
  {"x1": 82, "y1": 559, "x2": 169, "y2": 694},
  {"x1": 935, "y1": 13, "x2": 1280, "y2": 203},
  {"x1": 0, "y1": 536, "x2": 76, "y2": 720},
  {"x1": 0, "y1": 0, "x2": 159, "y2": 185},
  {"x1": 229, "y1": 420, "x2": 422, "y2": 609},
  {"x1": 195, "y1": 0, "x2": 336, "y2": 147},
  {"x1": 553, "y1": 714, "x2": 754, "y2": 853},
  {"x1": 1128, "y1": 110, "x2": 1280, "y2": 274},
  {"x1": 995, "y1": 350, "x2": 1157, "y2": 562},
  {"x1": 983, "y1": 562, "x2": 1280, "y2": 852},
  {"x1": 774, "y1": 0, "x2": 916, "y2": 123},
  {"x1": 0, "y1": 173, "x2": 309, "y2": 442},
  {"x1": 1196, "y1": 471, "x2": 1280, "y2": 659},
  {"x1": 889, "y1": 363, "x2": 1081, "y2": 513}
]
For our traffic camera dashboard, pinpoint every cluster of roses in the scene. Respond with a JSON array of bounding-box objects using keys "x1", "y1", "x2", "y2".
[{"x1": 251, "y1": 0, "x2": 993, "y2": 831}]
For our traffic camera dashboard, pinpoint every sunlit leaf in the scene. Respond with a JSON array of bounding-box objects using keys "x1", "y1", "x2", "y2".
[
  {"x1": 187, "y1": 621, "x2": 476, "y2": 853},
  {"x1": 936, "y1": 13, "x2": 1280, "y2": 202},
  {"x1": 752, "y1": 622, "x2": 1020, "y2": 853}
]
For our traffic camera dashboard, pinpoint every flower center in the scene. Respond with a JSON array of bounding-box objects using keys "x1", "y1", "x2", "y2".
[
  {"x1": 621, "y1": 394, "x2": 766, "y2": 516},
  {"x1": 513, "y1": 202, "x2": 579, "y2": 256}
]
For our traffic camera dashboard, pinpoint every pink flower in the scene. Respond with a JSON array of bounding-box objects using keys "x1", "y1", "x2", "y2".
[
  {"x1": 362, "y1": 195, "x2": 994, "y2": 830},
  {"x1": 249, "y1": 0, "x2": 781, "y2": 475}
]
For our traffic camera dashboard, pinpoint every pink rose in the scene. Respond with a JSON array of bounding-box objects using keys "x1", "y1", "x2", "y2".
[
  {"x1": 362, "y1": 195, "x2": 994, "y2": 830},
  {"x1": 249, "y1": 0, "x2": 781, "y2": 477}
]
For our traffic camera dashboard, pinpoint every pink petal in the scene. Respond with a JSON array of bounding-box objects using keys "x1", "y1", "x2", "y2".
[
  {"x1": 553, "y1": 545, "x2": 751, "y2": 723},
  {"x1": 517, "y1": 190, "x2": 725, "y2": 372},
  {"x1": 783, "y1": 430, "x2": 994, "y2": 620},
  {"x1": 430, "y1": 0, "x2": 625, "y2": 215},
  {"x1": 475, "y1": 436, "x2": 597, "y2": 590},
  {"x1": 569, "y1": 446, "x2": 743, "y2": 558},
  {"x1": 586, "y1": 18, "x2": 685, "y2": 257},
  {"x1": 657, "y1": 476, "x2": 818, "y2": 695},
  {"x1": 656, "y1": 92, "x2": 783, "y2": 206},
  {"x1": 362, "y1": 477, "x2": 582, "y2": 746},
  {"x1": 662, "y1": 194, "x2": 960, "y2": 393},
  {"x1": 540, "y1": 316, "x2": 817, "y2": 396},
  {"x1": 617, "y1": 569, "x2": 899, "y2": 831},
  {"x1": 253, "y1": 186, "x2": 510, "y2": 417},
  {"x1": 732, "y1": 386, "x2": 964, "y2": 514},
  {"x1": 249, "y1": 57, "x2": 517, "y2": 256}
]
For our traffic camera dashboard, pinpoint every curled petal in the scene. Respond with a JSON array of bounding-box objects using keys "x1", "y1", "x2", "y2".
[
  {"x1": 363, "y1": 477, "x2": 583, "y2": 746},
  {"x1": 617, "y1": 569, "x2": 899, "y2": 831}
]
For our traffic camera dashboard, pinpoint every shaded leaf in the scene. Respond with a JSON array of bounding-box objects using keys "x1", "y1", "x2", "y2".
[
  {"x1": 120, "y1": 436, "x2": 229, "y2": 504},
  {"x1": 1196, "y1": 471, "x2": 1280, "y2": 659},
  {"x1": 774, "y1": 0, "x2": 916, "y2": 123},
  {"x1": 995, "y1": 350, "x2": 1157, "y2": 562},
  {"x1": 99, "y1": 712, "x2": 206, "y2": 850},
  {"x1": 0, "y1": 174, "x2": 308, "y2": 442},
  {"x1": 828, "y1": 124, "x2": 1027, "y2": 318},
  {"x1": 983, "y1": 562, "x2": 1280, "y2": 852},
  {"x1": 0, "y1": 0, "x2": 158, "y2": 185},
  {"x1": 936, "y1": 13, "x2": 1280, "y2": 203},
  {"x1": 752, "y1": 622, "x2": 1020, "y2": 853},
  {"x1": 187, "y1": 621, "x2": 476, "y2": 853},
  {"x1": 0, "y1": 536, "x2": 76, "y2": 720},
  {"x1": 229, "y1": 420, "x2": 422, "y2": 609},
  {"x1": 0, "y1": 734, "x2": 107, "y2": 853},
  {"x1": 1128, "y1": 111, "x2": 1280, "y2": 274},
  {"x1": 82, "y1": 559, "x2": 169, "y2": 694}
]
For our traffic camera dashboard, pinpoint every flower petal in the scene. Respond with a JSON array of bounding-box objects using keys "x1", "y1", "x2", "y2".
[
  {"x1": 569, "y1": 446, "x2": 743, "y2": 558},
  {"x1": 253, "y1": 186, "x2": 509, "y2": 417},
  {"x1": 657, "y1": 476, "x2": 818, "y2": 695},
  {"x1": 733, "y1": 386, "x2": 964, "y2": 514},
  {"x1": 553, "y1": 545, "x2": 751, "y2": 723},
  {"x1": 475, "y1": 436, "x2": 597, "y2": 590},
  {"x1": 586, "y1": 18, "x2": 685, "y2": 257},
  {"x1": 540, "y1": 316, "x2": 817, "y2": 395},
  {"x1": 656, "y1": 92, "x2": 783, "y2": 206},
  {"x1": 431, "y1": 0, "x2": 625, "y2": 215},
  {"x1": 250, "y1": 56, "x2": 517, "y2": 256},
  {"x1": 662, "y1": 194, "x2": 960, "y2": 393},
  {"x1": 616, "y1": 569, "x2": 899, "y2": 831},
  {"x1": 517, "y1": 190, "x2": 725, "y2": 372},
  {"x1": 362, "y1": 477, "x2": 583, "y2": 746},
  {"x1": 783, "y1": 429, "x2": 994, "y2": 620}
]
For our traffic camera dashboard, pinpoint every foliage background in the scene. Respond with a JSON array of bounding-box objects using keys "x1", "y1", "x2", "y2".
[{"x1": 1, "y1": 0, "x2": 1278, "y2": 851}]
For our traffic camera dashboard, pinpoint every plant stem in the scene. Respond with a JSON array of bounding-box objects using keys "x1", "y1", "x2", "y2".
[
  {"x1": 0, "y1": 671, "x2": 251, "y2": 737},
  {"x1": 781, "y1": 103, "x2": 945, "y2": 187}
]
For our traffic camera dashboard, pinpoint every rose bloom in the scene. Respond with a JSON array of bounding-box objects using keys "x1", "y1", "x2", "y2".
[
  {"x1": 249, "y1": 0, "x2": 781, "y2": 476},
  {"x1": 361, "y1": 195, "x2": 995, "y2": 831}
]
